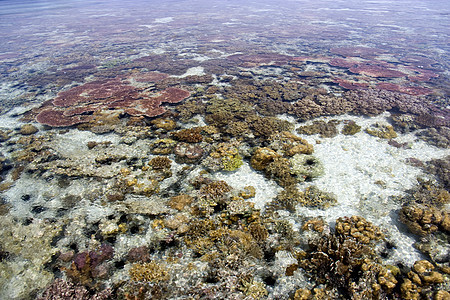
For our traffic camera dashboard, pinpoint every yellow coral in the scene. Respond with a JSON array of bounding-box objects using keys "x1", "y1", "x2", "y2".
[
  {"x1": 240, "y1": 279, "x2": 268, "y2": 299},
  {"x1": 129, "y1": 262, "x2": 170, "y2": 282}
]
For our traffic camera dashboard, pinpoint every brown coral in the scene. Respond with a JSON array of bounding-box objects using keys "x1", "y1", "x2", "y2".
[
  {"x1": 149, "y1": 156, "x2": 172, "y2": 170},
  {"x1": 399, "y1": 203, "x2": 449, "y2": 236},
  {"x1": 129, "y1": 262, "x2": 170, "y2": 282},
  {"x1": 296, "y1": 120, "x2": 340, "y2": 138},
  {"x1": 335, "y1": 216, "x2": 384, "y2": 244},
  {"x1": 250, "y1": 147, "x2": 281, "y2": 171},
  {"x1": 171, "y1": 127, "x2": 203, "y2": 143}
]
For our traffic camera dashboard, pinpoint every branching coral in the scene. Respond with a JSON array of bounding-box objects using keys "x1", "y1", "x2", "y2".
[{"x1": 129, "y1": 262, "x2": 170, "y2": 282}]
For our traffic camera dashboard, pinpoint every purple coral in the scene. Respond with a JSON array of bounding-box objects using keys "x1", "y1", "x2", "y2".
[{"x1": 37, "y1": 279, "x2": 112, "y2": 300}]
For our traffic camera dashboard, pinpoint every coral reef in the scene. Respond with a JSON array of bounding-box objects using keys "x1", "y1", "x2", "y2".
[
  {"x1": 335, "y1": 215, "x2": 384, "y2": 244},
  {"x1": 0, "y1": 216, "x2": 62, "y2": 299},
  {"x1": 416, "y1": 127, "x2": 450, "y2": 148},
  {"x1": 290, "y1": 154, "x2": 324, "y2": 182},
  {"x1": 426, "y1": 156, "x2": 450, "y2": 189},
  {"x1": 271, "y1": 185, "x2": 337, "y2": 212},
  {"x1": 171, "y1": 127, "x2": 203, "y2": 143},
  {"x1": 399, "y1": 203, "x2": 449, "y2": 236},
  {"x1": 174, "y1": 142, "x2": 205, "y2": 164},
  {"x1": 341, "y1": 120, "x2": 362, "y2": 135},
  {"x1": 34, "y1": 76, "x2": 190, "y2": 127},
  {"x1": 19, "y1": 124, "x2": 38, "y2": 135},
  {"x1": 268, "y1": 131, "x2": 314, "y2": 156},
  {"x1": 129, "y1": 262, "x2": 170, "y2": 282},
  {"x1": 296, "y1": 120, "x2": 340, "y2": 138},
  {"x1": 64, "y1": 244, "x2": 114, "y2": 287},
  {"x1": 250, "y1": 147, "x2": 281, "y2": 171},
  {"x1": 149, "y1": 156, "x2": 172, "y2": 170},
  {"x1": 203, "y1": 142, "x2": 243, "y2": 172},
  {"x1": 2, "y1": 4, "x2": 449, "y2": 299},
  {"x1": 365, "y1": 123, "x2": 398, "y2": 139},
  {"x1": 37, "y1": 279, "x2": 112, "y2": 300}
]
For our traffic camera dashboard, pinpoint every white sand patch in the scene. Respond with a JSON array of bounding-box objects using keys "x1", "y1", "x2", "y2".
[
  {"x1": 176, "y1": 66, "x2": 205, "y2": 78},
  {"x1": 287, "y1": 113, "x2": 447, "y2": 265},
  {"x1": 51, "y1": 129, "x2": 121, "y2": 157},
  {"x1": 293, "y1": 113, "x2": 447, "y2": 223},
  {"x1": 213, "y1": 162, "x2": 281, "y2": 210}
]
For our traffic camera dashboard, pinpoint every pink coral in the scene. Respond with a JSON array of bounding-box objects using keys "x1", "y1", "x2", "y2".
[
  {"x1": 133, "y1": 71, "x2": 169, "y2": 83},
  {"x1": 399, "y1": 55, "x2": 440, "y2": 70},
  {"x1": 406, "y1": 68, "x2": 439, "y2": 82},
  {"x1": 376, "y1": 82, "x2": 433, "y2": 96},
  {"x1": 333, "y1": 78, "x2": 369, "y2": 90},
  {"x1": 349, "y1": 63, "x2": 405, "y2": 78},
  {"x1": 345, "y1": 88, "x2": 448, "y2": 124},
  {"x1": 329, "y1": 58, "x2": 359, "y2": 68},
  {"x1": 35, "y1": 76, "x2": 190, "y2": 127},
  {"x1": 36, "y1": 109, "x2": 92, "y2": 127}
]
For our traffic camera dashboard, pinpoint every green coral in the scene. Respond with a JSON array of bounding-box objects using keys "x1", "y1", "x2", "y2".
[
  {"x1": 365, "y1": 124, "x2": 397, "y2": 139},
  {"x1": 221, "y1": 153, "x2": 243, "y2": 171},
  {"x1": 206, "y1": 142, "x2": 244, "y2": 172},
  {"x1": 342, "y1": 120, "x2": 361, "y2": 135}
]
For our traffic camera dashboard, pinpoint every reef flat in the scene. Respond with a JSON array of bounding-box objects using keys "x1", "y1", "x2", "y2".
[{"x1": 0, "y1": 0, "x2": 449, "y2": 299}]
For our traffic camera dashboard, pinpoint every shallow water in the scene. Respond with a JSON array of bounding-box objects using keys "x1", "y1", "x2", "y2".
[{"x1": 0, "y1": 0, "x2": 449, "y2": 299}]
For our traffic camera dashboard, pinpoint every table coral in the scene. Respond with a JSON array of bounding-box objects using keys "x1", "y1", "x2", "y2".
[
  {"x1": 227, "y1": 53, "x2": 293, "y2": 66},
  {"x1": 330, "y1": 46, "x2": 385, "y2": 59},
  {"x1": 333, "y1": 78, "x2": 369, "y2": 90},
  {"x1": 349, "y1": 63, "x2": 406, "y2": 78},
  {"x1": 377, "y1": 82, "x2": 433, "y2": 96},
  {"x1": 35, "y1": 76, "x2": 190, "y2": 127}
]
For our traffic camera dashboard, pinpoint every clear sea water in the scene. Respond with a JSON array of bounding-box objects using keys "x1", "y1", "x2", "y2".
[{"x1": 0, "y1": 0, "x2": 448, "y2": 299}]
